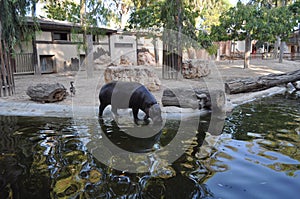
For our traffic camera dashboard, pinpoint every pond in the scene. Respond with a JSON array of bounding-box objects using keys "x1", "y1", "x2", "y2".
[{"x1": 0, "y1": 95, "x2": 299, "y2": 199}]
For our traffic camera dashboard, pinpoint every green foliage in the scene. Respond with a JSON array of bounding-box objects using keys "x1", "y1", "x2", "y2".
[
  {"x1": 128, "y1": 0, "x2": 231, "y2": 49},
  {"x1": 128, "y1": 1, "x2": 164, "y2": 30},
  {"x1": 267, "y1": 5, "x2": 298, "y2": 41},
  {"x1": 43, "y1": 0, "x2": 112, "y2": 26},
  {"x1": 211, "y1": 1, "x2": 299, "y2": 43},
  {"x1": 43, "y1": 0, "x2": 81, "y2": 23},
  {"x1": 196, "y1": 0, "x2": 231, "y2": 32},
  {"x1": 289, "y1": 0, "x2": 300, "y2": 22},
  {"x1": 197, "y1": 30, "x2": 212, "y2": 49},
  {"x1": 128, "y1": 0, "x2": 199, "y2": 49},
  {"x1": 0, "y1": 0, "x2": 34, "y2": 51},
  {"x1": 206, "y1": 43, "x2": 218, "y2": 55}
]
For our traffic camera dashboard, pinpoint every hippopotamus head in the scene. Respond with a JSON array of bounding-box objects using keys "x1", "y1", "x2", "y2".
[{"x1": 148, "y1": 103, "x2": 163, "y2": 124}]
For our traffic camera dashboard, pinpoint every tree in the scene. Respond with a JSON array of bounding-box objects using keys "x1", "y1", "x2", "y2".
[
  {"x1": 211, "y1": 1, "x2": 299, "y2": 68},
  {"x1": 250, "y1": 0, "x2": 299, "y2": 62},
  {"x1": 128, "y1": 0, "x2": 199, "y2": 78},
  {"x1": 43, "y1": 0, "x2": 81, "y2": 23},
  {"x1": 211, "y1": 2, "x2": 261, "y2": 68},
  {"x1": 110, "y1": 0, "x2": 134, "y2": 29},
  {"x1": 43, "y1": 0, "x2": 113, "y2": 77},
  {"x1": 0, "y1": 0, "x2": 35, "y2": 96},
  {"x1": 31, "y1": 0, "x2": 41, "y2": 75},
  {"x1": 269, "y1": 5, "x2": 298, "y2": 63},
  {"x1": 195, "y1": 0, "x2": 231, "y2": 33},
  {"x1": 43, "y1": 0, "x2": 111, "y2": 25}
]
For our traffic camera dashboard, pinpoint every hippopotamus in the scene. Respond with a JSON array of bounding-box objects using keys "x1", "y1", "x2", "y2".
[{"x1": 98, "y1": 81, "x2": 162, "y2": 125}]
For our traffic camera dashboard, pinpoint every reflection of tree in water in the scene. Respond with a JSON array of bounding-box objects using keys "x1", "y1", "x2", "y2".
[
  {"x1": 0, "y1": 115, "x2": 221, "y2": 198},
  {"x1": 222, "y1": 96, "x2": 300, "y2": 176},
  {"x1": 0, "y1": 116, "x2": 51, "y2": 198}
]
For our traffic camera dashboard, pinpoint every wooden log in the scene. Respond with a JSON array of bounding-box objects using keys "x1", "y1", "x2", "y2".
[{"x1": 225, "y1": 69, "x2": 300, "y2": 94}]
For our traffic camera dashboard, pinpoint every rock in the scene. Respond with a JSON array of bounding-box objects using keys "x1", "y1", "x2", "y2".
[
  {"x1": 120, "y1": 55, "x2": 134, "y2": 65},
  {"x1": 162, "y1": 88, "x2": 199, "y2": 109},
  {"x1": 94, "y1": 54, "x2": 111, "y2": 66},
  {"x1": 137, "y1": 48, "x2": 156, "y2": 66},
  {"x1": 293, "y1": 81, "x2": 300, "y2": 90},
  {"x1": 295, "y1": 91, "x2": 300, "y2": 98},
  {"x1": 162, "y1": 88, "x2": 212, "y2": 110},
  {"x1": 94, "y1": 54, "x2": 112, "y2": 70},
  {"x1": 162, "y1": 87, "x2": 225, "y2": 113},
  {"x1": 196, "y1": 132, "x2": 219, "y2": 159},
  {"x1": 182, "y1": 59, "x2": 210, "y2": 79},
  {"x1": 104, "y1": 66, "x2": 161, "y2": 91},
  {"x1": 26, "y1": 83, "x2": 67, "y2": 103},
  {"x1": 286, "y1": 82, "x2": 296, "y2": 94}
]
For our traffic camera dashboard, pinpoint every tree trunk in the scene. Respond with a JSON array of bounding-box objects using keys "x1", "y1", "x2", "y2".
[
  {"x1": 0, "y1": 22, "x2": 9, "y2": 97},
  {"x1": 80, "y1": 0, "x2": 93, "y2": 78},
  {"x1": 279, "y1": 40, "x2": 284, "y2": 63},
  {"x1": 86, "y1": 34, "x2": 93, "y2": 78},
  {"x1": 225, "y1": 69, "x2": 300, "y2": 94},
  {"x1": 152, "y1": 37, "x2": 159, "y2": 65},
  {"x1": 274, "y1": 36, "x2": 280, "y2": 59},
  {"x1": 31, "y1": 1, "x2": 41, "y2": 75},
  {"x1": 244, "y1": 34, "x2": 251, "y2": 69},
  {"x1": 32, "y1": 35, "x2": 41, "y2": 75},
  {"x1": 176, "y1": 0, "x2": 182, "y2": 77}
]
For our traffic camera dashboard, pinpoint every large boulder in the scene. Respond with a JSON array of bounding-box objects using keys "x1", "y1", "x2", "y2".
[
  {"x1": 182, "y1": 59, "x2": 210, "y2": 79},
  {"x1": 162, "y1": 87, "x2": 225, "y2": 113},
  {"x1": 137, "y1": 48, "x2": 156, "y2": 66},
  {"x1": 94, "y1": 54, "x2": 111, "y2": 67},
  {"x1": 104, "y1": 66, "x2": 161, "y2": 91},
  {"x1": 26, "y1": 83, "x2": 67, "y2": 103}
]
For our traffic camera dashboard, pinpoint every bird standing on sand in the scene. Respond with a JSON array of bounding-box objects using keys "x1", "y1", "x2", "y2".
[{"x1": 70, "y1": 81, "x2": 75, "y2": 96}]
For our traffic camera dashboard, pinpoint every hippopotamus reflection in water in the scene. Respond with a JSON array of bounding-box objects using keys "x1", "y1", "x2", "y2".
[{"x1": 98, "y1": 81, "x2": 163, "y2": 125}]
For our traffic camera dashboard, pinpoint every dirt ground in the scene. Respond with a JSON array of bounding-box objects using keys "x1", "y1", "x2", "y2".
[{"x1": 1, "y1": 59, "x2": 299, "y2": 107}]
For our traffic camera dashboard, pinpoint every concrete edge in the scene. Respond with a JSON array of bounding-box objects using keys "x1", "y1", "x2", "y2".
[{"x1": 0, "y1": 86, "x2": 287, "y2": 119}]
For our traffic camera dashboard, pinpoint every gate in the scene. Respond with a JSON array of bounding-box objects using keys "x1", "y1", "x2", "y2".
[
  {"x1": 162, "y1": 31, "x2": 182, "y2": 79},
  {"x1": 13, "y1": 53, "x2": 34, "y2": 74}
]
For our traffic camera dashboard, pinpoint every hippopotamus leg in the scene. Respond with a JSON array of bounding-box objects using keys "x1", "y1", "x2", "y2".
[
  {"x1": 132, "y1": 108, "x2": 140, "y2": 124},
  {"x1": 99, "y1": 104, "x2": 107, "y2": 117},
  {"x1": 144, "y1": 115, "x2": 149, "y2": 121}
]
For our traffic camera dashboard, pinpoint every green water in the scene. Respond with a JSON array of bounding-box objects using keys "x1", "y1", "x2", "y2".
[{"x1": 0, "y1": 95, "x2": 299, "y2": 199}]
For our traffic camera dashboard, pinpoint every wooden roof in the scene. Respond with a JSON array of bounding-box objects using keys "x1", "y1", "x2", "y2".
[{"x1": 26, "y1": 17, "x2": 117, "y2": 35}]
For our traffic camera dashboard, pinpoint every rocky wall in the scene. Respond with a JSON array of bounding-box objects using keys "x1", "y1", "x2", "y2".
[{"x1": 104, "y1": 66, "x2": 161, "y2": 91}]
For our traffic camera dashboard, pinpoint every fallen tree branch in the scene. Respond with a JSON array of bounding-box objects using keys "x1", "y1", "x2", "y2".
[{"x1": 225, "y1": 69, "x2": 300, "y2": 94}]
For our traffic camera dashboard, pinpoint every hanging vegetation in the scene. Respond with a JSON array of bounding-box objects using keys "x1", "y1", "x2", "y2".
[{"x1": 0, "y1": 0, "x2": 33, "y2": 97}]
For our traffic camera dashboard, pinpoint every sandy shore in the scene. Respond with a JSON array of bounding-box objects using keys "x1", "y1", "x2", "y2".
[{"x1": 0, "y1": 59, "x2": 299, "y2": 118}]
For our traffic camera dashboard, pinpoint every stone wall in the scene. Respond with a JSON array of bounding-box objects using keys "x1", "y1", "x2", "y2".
[{"x1": 104, "y1": 66, "x2": 161, "y2": 91}]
